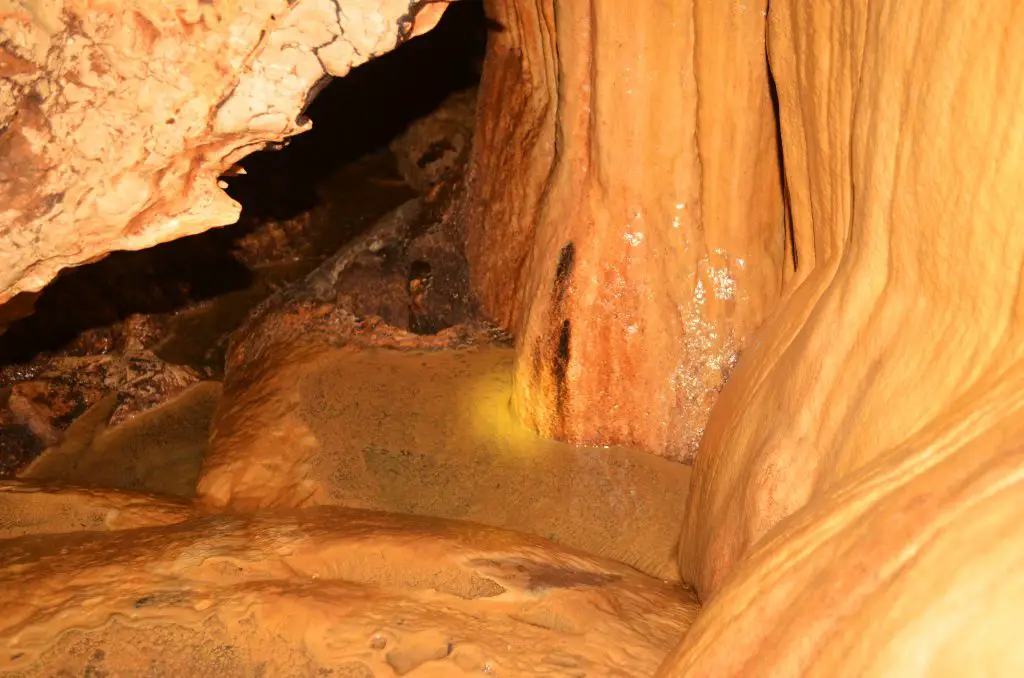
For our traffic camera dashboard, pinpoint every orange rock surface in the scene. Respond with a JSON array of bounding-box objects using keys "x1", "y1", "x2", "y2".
[
  {"x1": 462, "y1": 0, "x2": 785, "y2": 461},
  {"x1": 678, "y1": 0, "x2": 1024, "y2": 602},
  {"x1": 660, "y1": 384, "x2": 1024, "y2": 676},
  {"x1": 199, "y1": 340, "x2": 690, "y2": 580},
  {"x1": 1, "y1": 494, "x2": 697, "y2": 676},
  {"x1": 1, "y1": 0, "x2": 1023, "y2": 675}
]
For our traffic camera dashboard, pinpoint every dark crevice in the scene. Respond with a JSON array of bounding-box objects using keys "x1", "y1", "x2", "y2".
[
  {"x1": 552, "y1": 241, "x2": 575, "y2": 304},
  {"x1": 767, "y1": 52, "x2": 796, "y2": 273},
  {"x1": 226, "y1": 1, "x2": 487, "y2": 221},
  {"x1": 552, "y1": 318, "x2": 571, "y2": 420},
  {"x1": 0, "y1": 2, "x2": 487, "y2": 368}
]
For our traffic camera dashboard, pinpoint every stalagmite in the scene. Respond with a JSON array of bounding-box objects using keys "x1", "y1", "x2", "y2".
[{"x1": 462, "y1": 0, "x2": 785, "y2": 461}]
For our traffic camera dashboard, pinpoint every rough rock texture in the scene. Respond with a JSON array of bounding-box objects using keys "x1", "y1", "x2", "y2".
[
  {"x1": 1, "y1": 501, "x2": 698, "y2": 677},
  {"x1": 0, "y1": 0, "x2": 450, "y2": 306},
  {"x1": 221, "y1": 185, "x2": 475, "y2": 381},
  {"x1": 0, "y1": 351, "x2": 202, "y2": 474},
  {"x1": 390, "y1": 88, "x2": 477, "y2": 193},
  {"x1": 676, "y1": 0, "x2": 1024, "y2": 603},
  {"x1": 462, "y1": 0, "x2": 785, "y2": 462},
  {"x1": 20, "y1": 381, "x2": 221, "y2": 498}
]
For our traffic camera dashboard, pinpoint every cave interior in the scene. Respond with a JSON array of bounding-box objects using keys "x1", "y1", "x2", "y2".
[{"x1": 0, "y1": 0, "x2": 1022, "y2": 676}]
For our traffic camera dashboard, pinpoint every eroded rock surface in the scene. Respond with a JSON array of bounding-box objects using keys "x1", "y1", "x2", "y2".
[
  {"x1": 19, "y1": 381, "x2": 221, "y2": 498},
  {"x1": 390, "y1": 88, "x2": 477, "y2": 193},
  {"x1": 1, "y1": 502, "x2": 697, "y2": 677},
  {"x1": 222, "y1": 184, "x2": 475, "y2": 381},
  {"x1": 0, "y1": 0, "x2": 450, "y2": 306},
  {"x1": 0, "y1": 352, "x2": 203, "y2": 474}
]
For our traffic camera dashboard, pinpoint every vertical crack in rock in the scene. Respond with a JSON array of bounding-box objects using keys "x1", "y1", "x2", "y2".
[{"x1": 553, "y1": 318, "x2": 571, "y2": 421}]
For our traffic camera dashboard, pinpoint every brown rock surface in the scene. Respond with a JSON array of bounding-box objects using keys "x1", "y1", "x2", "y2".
[
  {"x1": 462, "y1": 0, "x2": 785, "y2": 461},
  {"x1": 199, "y1": 343, "x2": 690, "y2": 580},
  {"x1": 0, "y1": 479, "x2": 197, "y2": 539},
  {"x1": 678, "y1": 0, "x2": 1024, "y2": 601},
  {"x1": 221, "y1": 184, "x2": 475, "y2": 381},
  {"x1": 20, "y1": 381, "x2": 221, "y2": 498},
  {"x1": 0, "y1": 0, "x2": 450, "y2": 306},
  {"x1": 0, "y1": 352, "x2": 204, "y2": 474},
  {"x1": 0, "y1": 505, "x2": 698, "y2": 676},
  {"x1": 390, "y1": 88, "x2": 477, "y2": 193}
]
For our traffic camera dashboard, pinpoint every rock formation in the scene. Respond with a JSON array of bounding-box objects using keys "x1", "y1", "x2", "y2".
[
  {"x1": 678, "y1": 0, "x2": 1024, "y2": 599},
  {"x1": 657, "y1": 0, "x2": 1024, "y2": 675},
  {"x1": 0, "y1": 487, "x2": 698, "y2": 676},
  {"x1": 0, "y1": 0, "x2": 1023, "y2": 675},
  {"x1": 0, "y1": 0, "x2": 449, "y2": 307},
  {"x1": 462, "y1": 0, "x2": 785, "y2": 461}
]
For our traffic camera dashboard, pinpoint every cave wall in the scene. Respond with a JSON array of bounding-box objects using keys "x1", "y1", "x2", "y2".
[
  {"x1": 0, "y1": 0, "x2": 449, "y2": 307},
  {"x1": 677, "y1": 0, "x2": 1024, "y2": 601},
  {"x1": 463, "y1": 0, "x2": 786, "y2": 461}
]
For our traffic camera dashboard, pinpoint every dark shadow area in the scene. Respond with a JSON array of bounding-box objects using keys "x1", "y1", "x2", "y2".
[
  {"x1": 225, "y1": 0, "x2": 487, "y2": 220},
  {"x1": 0, "y1": 2, "x2": 486, "y2": 367},
  {"x1": 767, "y1": 55, "x2": 796, "y2": 272},
  {"x1": 0, "y1": 231, "x2": 253, "y2": 365}
]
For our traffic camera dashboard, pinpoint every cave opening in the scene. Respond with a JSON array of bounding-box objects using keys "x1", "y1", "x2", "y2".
[
  {"x1": 0, "y1": 1, "x2": 485, "y2": 368},
  {"x1": 0, "y1": 1, "x2": 488, "y2": 475}
]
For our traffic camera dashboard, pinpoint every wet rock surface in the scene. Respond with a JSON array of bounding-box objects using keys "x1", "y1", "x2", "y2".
[
  {"x1": 0, "y1": 497, "x2": 697, "y2": 677},
  {"x1": 201, "y1": 344, "x2": 688, "y2": 580}
]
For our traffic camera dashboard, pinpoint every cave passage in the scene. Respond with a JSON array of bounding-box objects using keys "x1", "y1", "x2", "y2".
[
  {"x1": 0, "y1": 0, "x2": 486, "y2": 371},
  {"x1": 0, "y1": 2, "x2": 489, "y2": 481}
]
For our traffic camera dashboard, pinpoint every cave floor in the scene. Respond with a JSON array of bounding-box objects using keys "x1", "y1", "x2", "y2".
[
  {"x1": 0, "y1": 143, "x2": 695, "y2": 675},
  {"x1": 18, "y1": 345, "x2": 689, "y2": 581}
]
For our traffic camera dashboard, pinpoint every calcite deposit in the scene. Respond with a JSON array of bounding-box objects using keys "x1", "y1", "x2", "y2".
[
  {"x1": 462, "y1": 0, "x2": 784, "y2": 462},
  {"x1": 0, "y1": 495, "x2": 698, "y2": 676},
  {"x1": 677, "y1": 0, "x2": 1024, "y2": 600}
]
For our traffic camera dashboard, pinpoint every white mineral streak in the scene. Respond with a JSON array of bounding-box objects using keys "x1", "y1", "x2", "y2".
[{"x1": 670, "y1": 250, "x2": 742, "y2": 459}]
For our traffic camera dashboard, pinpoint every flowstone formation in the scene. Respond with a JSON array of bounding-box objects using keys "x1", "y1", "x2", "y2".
[
  {"x1": 462, "y1": 0, "x2": 785, "y2": 462},
  {"x1": 0, "y1": 0, "x2": 1023, "y2": 676},
  {"x1": 0, "y1": 488, "x2": 698, "y2": 676}
]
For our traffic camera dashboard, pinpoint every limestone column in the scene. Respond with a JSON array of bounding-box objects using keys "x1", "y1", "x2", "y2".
[
  {"x1": 679, "y1": 0, "x2": 1024, "y2": 600},
  {"x1": 463, "y1": 0, "x2": 785, "y2": 461}
]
